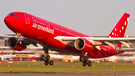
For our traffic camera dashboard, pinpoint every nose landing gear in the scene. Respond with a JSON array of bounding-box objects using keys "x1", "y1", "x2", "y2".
[{"x1": 15, "y1": 33, "x2": 22, "y2": 42}]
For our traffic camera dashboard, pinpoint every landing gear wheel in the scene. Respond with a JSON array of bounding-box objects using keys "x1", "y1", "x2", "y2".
[
  {"x1": 44, "y1": 60, "x2": 49, "y2": 66},
  {"x1": 82, "y1": 61, "x2": 87, "y2": 67},
  {"x1": 88, "y1": 61, "x2": 92, "y2": 67},
  {"x1": 49, "y1": 60, "x2": 54, "y2": 66},
  {"x1": 84, "y1": 56, "x2": 88, "y2": 62},
  {"x1": 79, "y1": 56, "x2": 83, "y2": 62},
  {"x1": 46, "y1": 55, "x2": 50, "y2": 61},
  {"x1": 41, "y1": 55, "x2": 45, "y2": 61},
  {"x1": 43, "y1": 47, "x2": 54, "y2": 66}
]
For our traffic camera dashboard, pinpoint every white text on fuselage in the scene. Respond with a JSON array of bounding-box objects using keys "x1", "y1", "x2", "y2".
[{"x1": 32, "y1": 23, "x2": 54, "y2": 34}]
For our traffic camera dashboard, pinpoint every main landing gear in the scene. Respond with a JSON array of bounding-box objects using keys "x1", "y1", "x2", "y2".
[
  {"x1": 79, "y1": 53, "x2": 92, "y2": 67},
  {"x1": 42, "y1": 47, "x2": 54, "y2": 66},
  {"x1": 44, "y1": 55, "x2": 54, "y2": 66}
]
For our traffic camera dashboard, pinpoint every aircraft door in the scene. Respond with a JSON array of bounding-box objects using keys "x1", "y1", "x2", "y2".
[
  {"x1": 24, "y1": 14, "x2": 30, "y2": 24},
  {"x1": 24, "y1": 14, "x2": 31, "y2": 34}
]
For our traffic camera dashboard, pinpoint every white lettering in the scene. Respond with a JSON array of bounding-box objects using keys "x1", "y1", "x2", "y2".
[
  {"x1": 31, "y1": 23, "x2": 54, "y2": 34},
  {"x1": 32, "y1": 23, "x2": 37, "y2": 28}
]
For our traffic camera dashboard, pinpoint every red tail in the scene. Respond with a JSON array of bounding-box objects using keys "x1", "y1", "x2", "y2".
[
  {"x1": 108, "y1": 13, "x2": 130, "y2": 38},
  {"x1": 108, "y1": 13, "x2": 130, "y2": 48}
]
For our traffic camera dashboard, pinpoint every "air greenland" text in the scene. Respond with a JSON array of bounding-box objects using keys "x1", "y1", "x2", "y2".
[{"x1": 32, "y1": 23, "x2": 54, "y2": 34}]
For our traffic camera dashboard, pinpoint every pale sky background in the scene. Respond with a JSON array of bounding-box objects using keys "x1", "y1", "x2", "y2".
[{"x1": 0, "y1": 0, "x2": 135, "y2": 36}]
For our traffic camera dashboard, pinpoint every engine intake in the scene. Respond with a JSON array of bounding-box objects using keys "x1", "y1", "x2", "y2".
[
  {"x1": 74, "y1": 38, "x2": 94, "y2": 52},
  {"x1": 8, "y1": 37, "x2": 26, "y2": 51}
]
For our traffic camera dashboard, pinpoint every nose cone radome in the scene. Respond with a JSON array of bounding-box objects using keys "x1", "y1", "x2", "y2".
[
  {"x1": 4, "y1": 15, "x2": 25, "y2": 34},
  {"x1": 4, "y1": 17, "x2": 10, "y2": 25},
  {"x1": 4, "y1": 16, "x2": 18, "y2": 32},
  {"x1": 4, "y1": 17, "x2": 12, "y2": 28}
]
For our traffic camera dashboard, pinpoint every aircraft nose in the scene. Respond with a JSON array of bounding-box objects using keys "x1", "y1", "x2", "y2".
[
  {"x1": 4, "y1": 16, "x2": 17, "y2": 28},
  {"x1": 4, "y1": 15, "x2": 24, "y2": 33},
  {"x1": 4, "y1": 16, "x2": 16, "y2": 31},
  {"x1": 4, "y1": 17, "x2": 8, "y2": 23},
  {"x1": 4, "y1": 16, "x2": 11, "y2": 25}
]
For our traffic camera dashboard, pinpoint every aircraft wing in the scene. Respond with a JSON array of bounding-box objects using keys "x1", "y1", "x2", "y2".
[
  {"x1": 0, "y1": 34, "x2": 40, "y2": 47},
  {"x1": 55, "y1": 36, "x2": 135, "y2": 50},
  {"x1": 0, "y1": 34, "x2": 15, "y2": 38},
  {"x1": 1, "y1": 34, "x2": 135, "y2": 51}
]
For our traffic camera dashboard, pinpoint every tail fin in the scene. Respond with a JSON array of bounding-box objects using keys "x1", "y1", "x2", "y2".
[{"x1": 108, "y1": 13, "x2": 130, "y2": 38}]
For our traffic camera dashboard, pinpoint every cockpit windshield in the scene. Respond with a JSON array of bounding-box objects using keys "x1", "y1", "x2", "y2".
[{"x1": 8, "y1": 14, "x2": 19, "y2": 18}]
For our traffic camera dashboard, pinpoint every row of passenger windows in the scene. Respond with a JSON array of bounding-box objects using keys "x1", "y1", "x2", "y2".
[
  {"x1": 8, "y1": 14, "x2": 19, "y2": 18},
  {"x1": 32, "y1": 19, "x2": 45, "y2": 25},
  {"x1": 54, "y1": 27, "x2": 79, "y2": 36}
]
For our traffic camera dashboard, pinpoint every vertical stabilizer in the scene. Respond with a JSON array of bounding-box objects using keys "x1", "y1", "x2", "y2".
[{"x1": 108, "y1": 13, "x2": 130, "y2": 38}]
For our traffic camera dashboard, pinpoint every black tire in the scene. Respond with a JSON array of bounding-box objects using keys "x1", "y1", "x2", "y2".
[
  {"x1": 88, "y1": 61, "x2": 92, "y2": 67},
  {"x1": 46, "y1": 55, "x2": 50, "y2": 61},
  {"x1": 41, "y1": 55, "x2": 45, "y2": 61},
  {"x1": 44, "y1": 60, "x2": 49, "y2": 66},
  {"x1": 82, "y1": 61, "x2": 87, "y2": 67},
  {"x1": 49, "y1": 60, "x2": 54, "y2": 66},
  {"x1": 84, "y1": 56, "x2": 88, "y2": 62},
  {"x1": 79, "y1": 56, "x2": 83, "y2": 62}
]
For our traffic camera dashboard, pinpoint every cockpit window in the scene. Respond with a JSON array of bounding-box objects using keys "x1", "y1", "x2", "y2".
[
  {"x1": 8, "y1": 14, "x2": 19, "y2": 18},
  {"x1": 9, "y1": 14, "x2": 14, "y2": 16},
  {"x1": 14, "y1": 15, "x2": 19, "y2": 17}
]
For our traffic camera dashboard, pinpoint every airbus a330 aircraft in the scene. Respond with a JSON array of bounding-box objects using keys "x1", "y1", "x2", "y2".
[{"x1": 3, "y1": 12, "x2": 135, "y2": 67}]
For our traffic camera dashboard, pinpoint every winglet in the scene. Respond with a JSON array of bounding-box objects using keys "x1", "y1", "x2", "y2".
[{"x1": 108, "y1": 13, "x2": 130, "y2": 38}]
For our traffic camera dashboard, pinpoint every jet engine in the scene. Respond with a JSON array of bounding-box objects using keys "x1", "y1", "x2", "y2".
[
  {"x1": 74, "y1": 38, "x2": 94, "y2": 52},
  {"x1": 8, "y1": 37, "x2": 26, "y2": 51}
]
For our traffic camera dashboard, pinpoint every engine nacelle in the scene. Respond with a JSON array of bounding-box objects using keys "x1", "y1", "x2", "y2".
[
  {"x1": 8, "y1": 37, "x2": 26, "y2": 51},
  {"x1": 74, "y1": 38, "x2": 94, "y2": 52}
]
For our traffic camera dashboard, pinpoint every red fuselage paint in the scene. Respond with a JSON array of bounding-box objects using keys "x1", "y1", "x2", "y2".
[{"x1": 4, "y1": 12, "x2": 118, "y2": 58}]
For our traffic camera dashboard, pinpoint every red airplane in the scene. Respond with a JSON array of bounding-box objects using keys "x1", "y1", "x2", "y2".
[{"x1": 3, "y1": 12, "x2": 133, "y2": 67}]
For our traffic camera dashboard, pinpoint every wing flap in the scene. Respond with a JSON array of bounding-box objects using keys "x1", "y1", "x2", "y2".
[
  {"x1": 120, "y1": 41, "x2": 130, "y2": 48},
  {"x1": 104, "y1": 41, "x2": 115, "y2": 49}
]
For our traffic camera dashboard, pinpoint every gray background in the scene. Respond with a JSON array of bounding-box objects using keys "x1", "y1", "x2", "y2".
[{"x1": 0, "y1": 0, "x2": 135, "y2": 36}]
